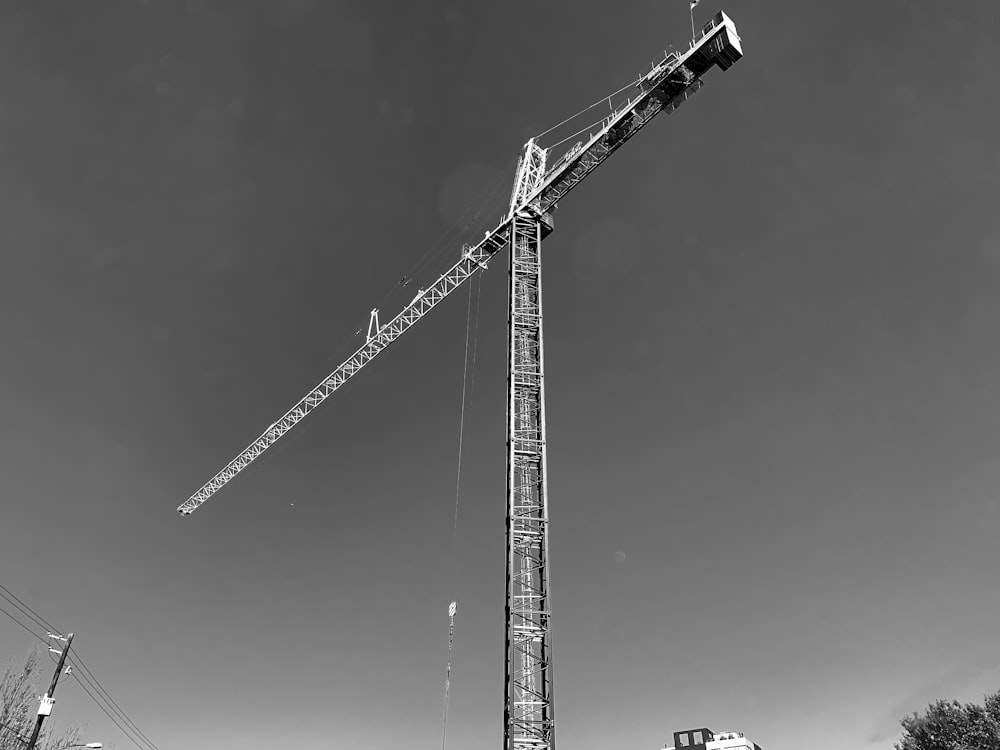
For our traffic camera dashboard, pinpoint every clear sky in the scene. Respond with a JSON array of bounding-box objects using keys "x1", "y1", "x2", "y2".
[{"x1": 1, "y1": 2, "x2": 999, "y2": 749}]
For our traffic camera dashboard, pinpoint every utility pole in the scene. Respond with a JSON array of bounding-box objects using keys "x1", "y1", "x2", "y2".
[{"x1": 26, "y1": 632, "x2": 73, "y2": 750}]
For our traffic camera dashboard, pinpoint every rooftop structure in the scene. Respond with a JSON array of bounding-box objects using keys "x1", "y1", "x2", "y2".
[
  {"x1": 707, "y1": 730, "x2": 762, "y2": 750},
  {"x1": 672, "y1": 728, "x2": 713, "y2": 750},
  {"x1": 668, "y1": 728, "x2": 762, "y2": 750}
]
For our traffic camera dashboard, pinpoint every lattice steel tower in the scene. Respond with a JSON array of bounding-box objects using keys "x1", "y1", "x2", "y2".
[
  {"x1": 176, "y1": 13, "x2": 743, "y2": 750},
  {"x1": 504, "y1": 139, "x2": 555, "y2": 750}
]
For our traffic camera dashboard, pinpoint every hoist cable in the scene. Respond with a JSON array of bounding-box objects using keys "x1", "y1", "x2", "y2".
[
  {"x1": 546, "y1": 114, "x2": 612, "y2": 152},
  {"x1": 535, "y1": 74, "x2": 643, "y2": 142},
  {"x1": 310, "y1": 162, "x2": 511, "y2": 425},
  {"x1": 449, "y1": 270, "x2": 481, "y2": 600},
  {"x1": 400, "y1": 161, "x2": 515, "y2": 295},
  {"x1": 441, "y1": 268, "x2": 482, "y2": 750},
  {"x1": 441, "y1": 602, "x2": 458, "y2": 750}
]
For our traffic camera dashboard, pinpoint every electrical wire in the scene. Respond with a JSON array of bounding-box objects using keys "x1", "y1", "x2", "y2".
[
  {"x1": 0, "y1": 601, "x2": 48, "y2": 643},
  {"x1": 19, "y1": 596, "x2": 160, "y2": 750},
  {"x1": 0, "y1": 584, "x2": 161, "y2": 750},
  {"x1": 0, "y1": 600, "x2": 157, "y2": 750},
  {"x1": 0, "y1": 583, "x2": 55, "y2": 635},
  {"x1": 68, "y1": 655, "x2": 160, "y2": 750},
  {"x1": 0, "y1": 717, "x2": 31, "y2": 744},
  {"x1": 40, "y1": 643, "x2": 160, "y2": 750},
  {"x1": 69, "y1": 669, "x2": 159, "y2": 750}
]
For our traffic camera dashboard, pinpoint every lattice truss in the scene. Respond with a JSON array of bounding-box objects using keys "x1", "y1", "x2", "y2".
[
  {"x1": 505, "y1": 211, "x2": 554, "y2": 750},
  {"x1": 174, "y1": 16, "x2": 745, "y2": 750},
  {"x1": 177, "y1": 226, "x2": 509, "y2": 514},
  {"x1": 510, "y1": 140, "x2": 547, "y2": 216},
  {"x1": 537, "y1": 64, "x2": 702, "y2": 214},
  {"x1": 177, "y1": 12, "x2": 741, "y2": 517},
  {"x1": 175, "y1": 20, "x2": 743, "y2": 750}
]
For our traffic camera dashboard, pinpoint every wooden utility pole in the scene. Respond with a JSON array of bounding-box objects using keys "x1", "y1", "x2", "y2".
[{"x1": 26, "y1": 632, "x2": 73, "y2": 750}]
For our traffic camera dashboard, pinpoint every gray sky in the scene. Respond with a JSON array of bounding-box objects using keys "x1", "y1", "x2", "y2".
[{"x1": 2, "y1": 2, "x2": 999, "y2": 749}]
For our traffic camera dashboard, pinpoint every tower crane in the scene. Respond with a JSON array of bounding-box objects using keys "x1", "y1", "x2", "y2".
[{"x1": 177, "y1": 13, "x2": 742, "y2": 750}]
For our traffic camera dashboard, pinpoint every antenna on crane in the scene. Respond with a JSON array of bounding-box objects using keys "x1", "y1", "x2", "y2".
[
  {"x1": 366, "y1": 308, "x2": 380, "y2": 343},
  {"x1": 508, "y1": 138, "x2": 547, "y2": 217}
]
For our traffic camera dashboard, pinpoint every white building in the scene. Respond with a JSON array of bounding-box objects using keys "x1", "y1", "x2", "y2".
[
  {"x1": 706, "y1": 730, "x2": 760, "y2": 750},
  {"x1": 667, "y1": 727, "x2": 762, "y2": 750}
]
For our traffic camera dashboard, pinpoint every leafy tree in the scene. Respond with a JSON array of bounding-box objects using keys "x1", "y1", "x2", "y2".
[
  {"x1": 0, "y1": 650, "x2": 82, "y2": 750},
  {"x1": 896, "y1": 690, "x2": 1000, "y2": 750}
]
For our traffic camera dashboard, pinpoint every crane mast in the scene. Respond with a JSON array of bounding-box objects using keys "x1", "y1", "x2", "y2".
[
  {"x1": 500, "y1": 18, "x2": 740, "y2": 747},
  {"x1": 504, "y1": 140, "x2": 555, "y2": 750},
  {"x1": 177, "y1": 12, "x2": 742, "y2": 750}
]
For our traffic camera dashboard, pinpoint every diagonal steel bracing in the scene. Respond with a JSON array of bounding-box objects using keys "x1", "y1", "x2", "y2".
[
  {"x1": 175, "y1": 14, "x2": 744, "y2": 750},
  {"x1": 177, "y1": 12, "x2": 742, "y2": 518},
  {"x1": 504, "y1": 206, "x2": 555, "y2": 750}
]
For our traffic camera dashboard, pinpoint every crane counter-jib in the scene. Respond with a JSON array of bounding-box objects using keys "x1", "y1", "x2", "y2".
[{"x1": 522, "y1": 11, "x2": 742, "y2": 216}]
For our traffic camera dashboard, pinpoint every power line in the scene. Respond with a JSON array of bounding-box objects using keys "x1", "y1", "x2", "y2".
[
  {"x1": 67, "y1": 654, "x2": 160, "y2": 750},
  {"x1": 69, "y1": 670, "x2": 159, "y2": 750},
  {"x1": 0, "y1": 584, "x2": 55, "y2": 636},
  {"x1": 0, "y1": 584, "x2": 161, "y2": 750},
  {"x1": 0, "y1": 717, "x2": 31, "y2": 744},
  {"x1": 0, "y1": 600, "x2": 48, "y2": 643},
  {"x1": 39, "y1": 637, "x2": 160, "y2": 750}
]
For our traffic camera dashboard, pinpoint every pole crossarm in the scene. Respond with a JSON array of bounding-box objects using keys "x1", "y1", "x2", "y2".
[{"x1": 178, "y1": 225, "x2": 510, "y2": 515}]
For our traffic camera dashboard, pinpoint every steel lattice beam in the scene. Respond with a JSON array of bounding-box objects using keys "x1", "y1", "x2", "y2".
[
  {"x1": 178, "y1": 11, "x2": 741, "y2": 517},
  {"x1": 504, "y1": 209, "x2": 554, "y2": 750},
  {"x1": 177, "y1": 18, "x2": 744, "y2": 750},
  {"x1": 177, "y1": 225, "x2": 509, "y2": 514}
]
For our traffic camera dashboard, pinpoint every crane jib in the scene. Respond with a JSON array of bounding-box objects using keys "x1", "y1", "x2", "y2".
[
  {"x1": 177, "y1": 225, "x2": 511, "y2": 514},
  {"x1": 177, "y1": 10, "x2": 742, "y2": 516},
  {"x1": 526, "y1": 10, "x2": 742, "y2": 215}
]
